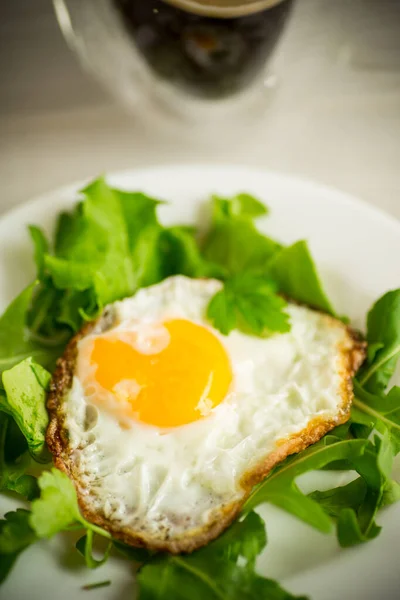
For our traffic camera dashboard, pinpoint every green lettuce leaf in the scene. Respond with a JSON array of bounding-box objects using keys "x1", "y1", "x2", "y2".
[
  {"x1": 202, "y1": 195, "x2": 280, "y2": 278},
  {"x1": 212, "y1": 193, "x2": 269, "y2": 221},
  {"x1": 28, "y1": 226, "x2": 49, "y2": 280},
  {"x1": 207, "y1": 274, "x2": 290, "y2": 336},
  {"x1": 0, "y1": 283, "x2": 57, "y2": 377},
  {"x1": 113, "y1": 188, "x2": 165, "y2": 290},
  {"x1": 203, "y1": 219, "x2": 280, "y2": 279},
  {"x1": 47, "y1": 178, "x2": 136, "y2": 305},
  {"x1": 29, "y1": 180, "x2": 173, "y2": 336},
  {"x1": 160, "y1": 227, "x2": 223, "y2": 280},
  {"x1": 0, "y1": 411, "x2": 38, "y2": 500},
  {"x1": 1, "y1": 358, "x2": 51, "y2": 462},
  {"x1": 268, "y1": 241, "x2": 335, "y2": 315}
]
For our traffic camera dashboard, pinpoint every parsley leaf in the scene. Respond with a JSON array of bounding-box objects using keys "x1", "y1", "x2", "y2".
[
  {"x1": 207, "y1": 275, "x2": 290, "y2": 336},
  {"x1": 30, "y1": 468, "x2": 111, "y2": 541},
  {"x1": 1, "y1": 358, "x2": 51, "y2": 462},
  {"x1": 30, "y1": 469, "x2": 82, "y2": 538}
]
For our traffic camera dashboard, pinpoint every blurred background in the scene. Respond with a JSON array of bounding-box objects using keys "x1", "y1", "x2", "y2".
[{"x1": 1, "y1": 0, "x2": 399, "y2": 218}]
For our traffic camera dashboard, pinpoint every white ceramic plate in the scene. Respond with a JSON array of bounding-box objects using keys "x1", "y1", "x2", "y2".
[{"x1": 1, "y1": 166, "x2": 399, "y2": 600}]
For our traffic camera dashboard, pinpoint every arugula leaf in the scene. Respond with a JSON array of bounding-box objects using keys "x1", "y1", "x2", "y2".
[
  {"x1": 268, "y1": 241, "x2": 335, "y2": 314},
  {"x1": 137, "y1": 511, "x2": 306, "y2": 600},
  {"x1": 76, "y1": 531, "x2": 113, "y2": 569},
  {"x1": 138, "y1": 556, "x2": 305, "y2": 600},
  {"x1": 352, "y1": 381, "x2": 400, "y2": 455},
  {"x1": 0, "y1": 509, "x2": 36, "y2": 554},
  {"x1": 30, "y1": 468, "x2": 111, "y2": 541},
  {"x1": 243, "y1": 438, "x2": 367, "y2": 532},
  {"x1": 310, "y1": 433, "x2": 396, "y2": 547},
  {"x1": 309, "y1": 478, "x2": 367, "y2": 519},
  {"x1": 207, "y1": 275, "x2": 290, "y2": 336},
  {"x1": 335, "y1": 434, "x2": 390, "y2": 547},
  {"x1": 0, "y1": 412, "x2": 39, "y2": 500},
  {"x1": 358, "y1": 289, "x2": 400, "y2": 393},
  {"x1": 113, "y1": 540, "x2": 153, "y2": 563},
  {"x1": 0, "y1": 283, "x2": 57, "y2": 376},
  {"x1": 205, "y1": 511, "x2": 267, "y2": 567},
  {"x1": 336, "y1": 508, "x2": 380, "y2": 547},
  {"x1": 0, "y1": 509, "x2": 37, "y2": 584},
  {"x1": 1, "y1": 358, "x2": 51, "y2": 462}
]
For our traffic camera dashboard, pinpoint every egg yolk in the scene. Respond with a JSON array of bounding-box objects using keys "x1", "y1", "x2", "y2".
[{"x1": 86, "y1": 319, "x2": 232, "y2": 428}]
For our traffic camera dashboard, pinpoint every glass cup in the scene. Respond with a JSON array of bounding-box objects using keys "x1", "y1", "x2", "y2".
[{"x1": 54, "y1": 0, "x2": 295, "y2": 121}]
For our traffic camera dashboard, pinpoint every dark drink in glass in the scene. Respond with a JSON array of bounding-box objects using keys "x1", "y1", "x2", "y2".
[{"x1": 115, "y1": 0, "x2": 295, "y2": 99}]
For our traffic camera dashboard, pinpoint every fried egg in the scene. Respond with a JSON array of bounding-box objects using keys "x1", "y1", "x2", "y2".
[{"x1": 47, "y1": 276, "x2": 365, "y2": 553}]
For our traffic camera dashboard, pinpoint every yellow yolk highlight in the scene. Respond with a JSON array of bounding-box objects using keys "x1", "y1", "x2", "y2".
[{"x1": 86, "y1": 319, "x2": 232, "y2": 428}]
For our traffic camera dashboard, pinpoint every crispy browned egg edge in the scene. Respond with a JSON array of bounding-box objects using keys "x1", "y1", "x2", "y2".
[{"x1": 46, "y1": 305, "x2": 366, "y2": 554}]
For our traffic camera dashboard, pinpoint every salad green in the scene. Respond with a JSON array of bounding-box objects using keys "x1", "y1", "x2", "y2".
[{"x1": 0, "y1": 177, "x2": 399, "y2": 598}]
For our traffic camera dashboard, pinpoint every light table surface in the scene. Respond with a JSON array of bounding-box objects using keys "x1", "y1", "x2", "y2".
[{"x1": 0, "y1": 0, "x2": 399, "y2": 220}]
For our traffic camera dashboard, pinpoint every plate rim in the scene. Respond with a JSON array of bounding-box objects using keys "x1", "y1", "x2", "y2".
[
  {"x1": 1, "y1": 163, "x2": 399, "y2": 599},
  {"x1": 0, "y1": 164, "x2": 399, "y2": 234}
]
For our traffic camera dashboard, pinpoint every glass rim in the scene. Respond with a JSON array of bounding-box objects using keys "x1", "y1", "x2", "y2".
[{"x1": 164, "y1": 0, "x2": 287, "y2": 17}]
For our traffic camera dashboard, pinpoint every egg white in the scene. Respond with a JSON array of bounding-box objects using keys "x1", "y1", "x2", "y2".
[{"x1": 64, "y1": 276, "x2": 351, "y2": 540}]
